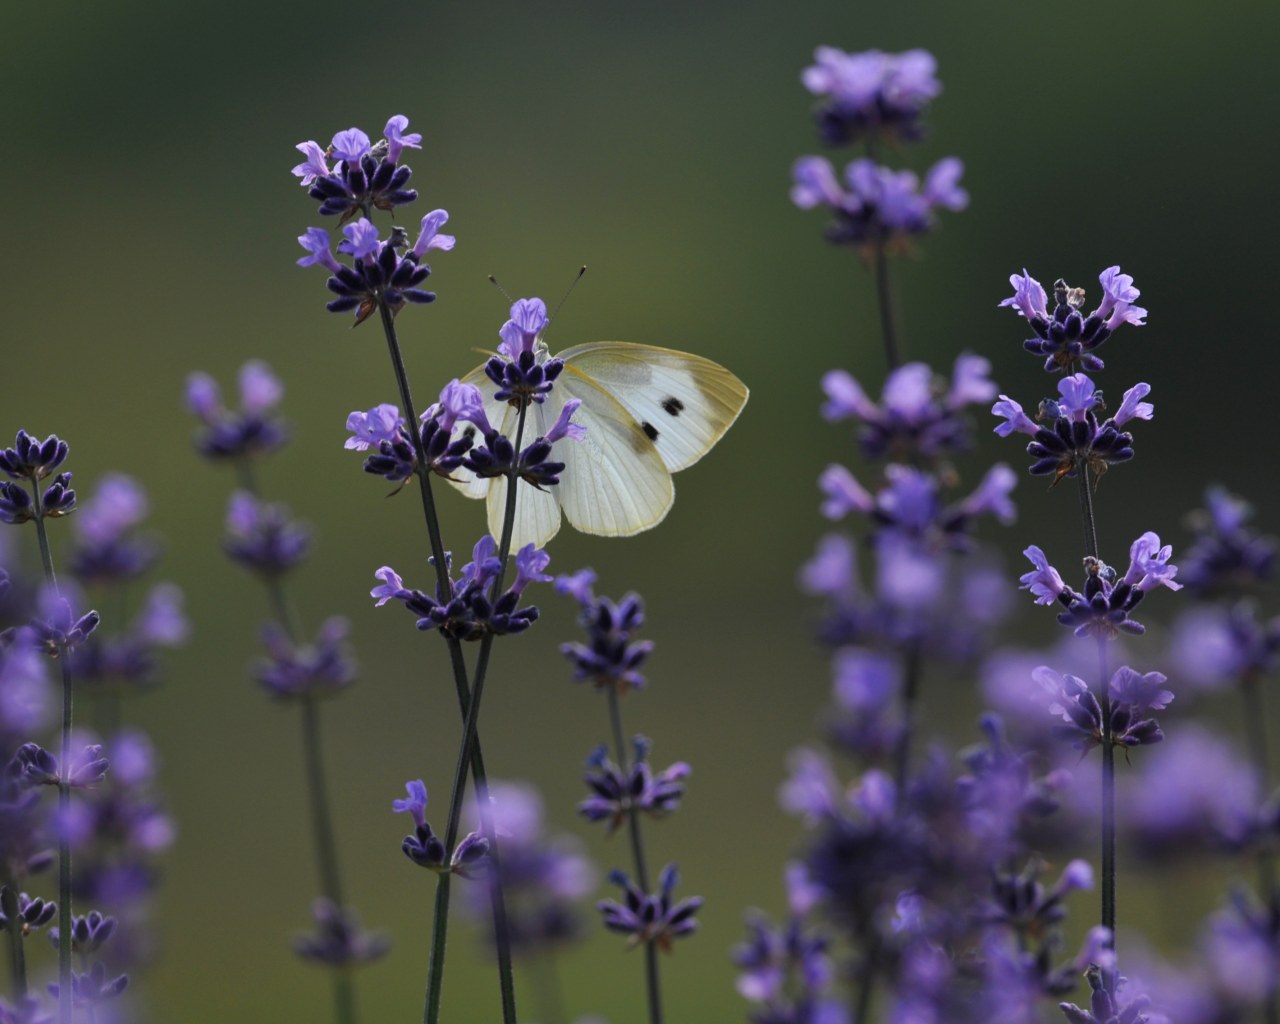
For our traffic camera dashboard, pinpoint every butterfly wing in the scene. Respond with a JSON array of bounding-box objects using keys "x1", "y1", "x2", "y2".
[
  {"x1": 446, "y1": 366, "x2": 564, "y2": 547},
  {"x1": 552, "y1": 368, "x2": 674, "y2": 537},
  {"x1": 557, "y1": 342, "x2": 749, "y2": 472}
]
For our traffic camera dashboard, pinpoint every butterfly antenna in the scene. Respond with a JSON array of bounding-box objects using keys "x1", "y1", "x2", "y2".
[
  {"x1": 487, "y1": 274, "x2": 515, "y2": 306},
  {"x1": 550, "y1": 265, "x2": 588, "y2": 324}
]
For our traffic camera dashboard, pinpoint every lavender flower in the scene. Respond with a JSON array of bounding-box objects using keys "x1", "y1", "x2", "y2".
[
  {"x1": 994, "y1": 373, "x2": 1153, "y2": 484},
  {"x1": 306, "y1": 216, "x2": 438, "y2": 324},
  {"x1": 291, "y1": 898, "x2": 390, "y2": 968},
  {"x1": 254, "y1": 616, "x2": 355, "y2": 699},
  {"x1": 801, "y1": 46, "x2": 941, "y2": 145},
  {"x1": 372, "y1": 536, "x2": 547, "y2": 641},
  {"x1": 556, "y1": 581, "x2": 653, "y2": 692},
  {"x1": 597, "y1": 864, "x2": 702, "y2": 951},
  {"x1": 579, "y1": 740, "x2": 691, "y2": 833},
  {"x1": 393, "y1": 779, "x2": 488, "y2": 876},
  {"x1": 0, "y1": 432, "x2": 69, "y2": 482},
  {"x1": 293, "y1": 118, "x2": 424, "y2": 221},
  {"x1": 461, "y1": 782, "x2": 597, "y2": 954},
  {"x1": 1018, "y1": 537, "x2": 1180, "y2": 638},
  {"x1": 67, "y1": 475, "x2": 157, "y2": 584},
  {"x1": 48, "y1": 910, "x2": 115, "y2": 954},
  {"x1": 1033, "y1": 665, "x2": 1171, "y2": 751},
  {"x1": 186, "y1": 361, "x2": 288, "y2": 461},
  {"x1": 483, "y1": 298, "x2": 566, "y2": 405},
  {"x1": 10, "y1": 743, "x2": 109, "y2": 790},
  {"x1": 791, "y1": 156, "x2": 967, "y2": 247},
  {"x1": 1000, "y1": 269, "x2": 1147, "y2": 373},
  {"x1": 46, "y1": 961, "x2": 129, "y2": 1008},
  {"x1": 1059, "y1": 962, "x2": 1152, "y2": 1024},
  {"x1": 821, "y1": 354, "x2": 997, "y2": 461},
  {"x1": 1179, "y1": 485, "x2": 1277, "y2": 596},
  {"x1": 222, "y1": 491, "x2": 312, "y2": 577},
  {"x1": 0, "y1": 892, "x2": 57, "y2": 932}
]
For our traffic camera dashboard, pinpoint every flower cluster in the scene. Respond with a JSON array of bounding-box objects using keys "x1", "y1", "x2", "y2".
[
  {"x1": 186, "y1": 361, "x2": 288, "y2": 461},
  {"x1": 0, "y1": 432, "x2": 76, "y2": 525},
  {"x1": 1019, "y1": 534, "x2": 1182, "y2": 639},
  {"x1": 393, "y1": 780, "x2": 488, "y2": 877},
  {"x1": 557, "y1": 572, "x2": 653, "y2": 692},
  {"x1": 579, "y1": 738, "x2": 690, "y2": 833},
  {"x1": 1001, "y1": 269, "x2": 1147, "y2": 373},
  {"x1": 294, "y1": 117, "x2": 454, "y2": 324},
  {"x1": 801, "y1": 46, "x2": 941, "y2": 145},
  {"x1": 372, "y1": 535, "x2": 551, "y2": 641},
  {"x1": 792, "y1": 47, "x2": 965, "y2": 251}
]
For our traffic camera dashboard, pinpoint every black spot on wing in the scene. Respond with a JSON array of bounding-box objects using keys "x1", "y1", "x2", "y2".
[
  {"x1": 662, "y1": 397, "x2": 685, "y2": 416},
  {"x1": 641, "y1": 421, "x2": 659, "y2": 441}
]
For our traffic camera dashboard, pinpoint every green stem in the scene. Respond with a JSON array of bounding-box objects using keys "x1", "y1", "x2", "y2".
[
  {"x1": 1075, "y1": 460, "x2": 1100, "y2": 559},
  {"x1": 892, "y1": 641, "x2": 923, "y2": 790},
  {"x1": 30, "y1": 484, "x2": 72, "y2": 1024},
  {"x1": 1, "y1": 882, "x2": 27, "y2": 999},
  {"x1": 607, "y1": 686, "x2": 662, "y2": 1024},
  {"x1": 871, "y1": 234, "x2": 901, "y2": 371},
  {"x1": 386, "y1": 301, "x2": 520, "y2": 1024},
  {"x1": 1098, "y1": 636, "x2": 1116, "y2": 949}
]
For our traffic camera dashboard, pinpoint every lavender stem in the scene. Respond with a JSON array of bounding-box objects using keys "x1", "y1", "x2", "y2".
[
  {"x1": 1097, "y1": 637, "x2": 1116, "y2": 947},
  {"x1": 1075, "y1": 460, "x2": 1100, "y2": 559},
  {"x1": 30, "y1": 486, "x2": 72, "y2": 1024},
  {"x1": 872, "y1": 235, "x2": 901, "y2": 372},
  {"x1": 421, "y1": 400, "x2": 527, "y2": 1024},
  {"x1": 1, "y1": 882, "x2": 27, "y2": 998},
  {"x1": 606, "y1": 686, "x2": 662, "y2": 1024}
]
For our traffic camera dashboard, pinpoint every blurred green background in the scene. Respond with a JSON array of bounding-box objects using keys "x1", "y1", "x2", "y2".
[{"x1": 3, "y1": 0, "x2": 1278, "y2": 1020}]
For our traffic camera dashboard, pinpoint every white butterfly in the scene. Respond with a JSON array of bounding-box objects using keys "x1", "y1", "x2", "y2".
[{"x1": 448, "y1": 334, "x2": 749, "y2": 548}]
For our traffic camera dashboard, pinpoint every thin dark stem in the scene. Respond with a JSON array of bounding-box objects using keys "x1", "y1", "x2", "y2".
[
  {"x1": 422, "y1": 400, "x2": 527, "y2": 1024},
  {"x1": 1075, "y1": 460, "x2": 1100, "y2": 559},
  {"x1": 29, "y1": 484, "x2": 72, "y2": 1024},
  {"x1": 526, "y1": 953, "x2": 567, "y2": 1024},
  {"x1": 892, "y1": 641, "x2": 923, "y2": 789},
  {"x1": 607, "y1": 686, "x2": 662, "y2": 1024},
  {"x1": 373, "y1": 300, "x2": 515, "y2": 1022},
  {"x1": 1, "y1": 883, "x2": 27, "y2": 999},
  {"x1": 871, "y1": 235, "x2": 902, "y2": 371},
  {"x1": 1097, "y1": 638, "x2": 1116, "y2": 948},
  {"x1": 852, "y1": 930, "x2": 882, "y2": 1024}
]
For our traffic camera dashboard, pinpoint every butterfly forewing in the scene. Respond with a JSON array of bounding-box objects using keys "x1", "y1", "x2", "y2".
[{"x1": 557, "y1": 342, "x2": 749, "y2": 472}]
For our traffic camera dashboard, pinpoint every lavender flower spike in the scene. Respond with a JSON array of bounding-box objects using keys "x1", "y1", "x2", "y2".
[
  {"x1": 1019, "y1": 546, "x2": 1066, "y2": 605},
  {"x1": 598, "y1": 864, "x2": 702, "y2": 951}
]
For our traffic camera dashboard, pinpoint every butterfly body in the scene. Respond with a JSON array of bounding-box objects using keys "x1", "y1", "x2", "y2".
[{"x1": 451, "y1": 341, "x2": 748, "y2": 547}]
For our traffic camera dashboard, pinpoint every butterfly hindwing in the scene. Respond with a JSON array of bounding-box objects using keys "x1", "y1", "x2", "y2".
[
  {"x1": 557, "y1": 342, "x2": 749, "y2": 472},
  {"x1": 552, "y1": 368, "x2": 674, "y2": 537}
]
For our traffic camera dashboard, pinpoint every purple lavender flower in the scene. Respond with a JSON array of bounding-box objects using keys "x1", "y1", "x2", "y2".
[
  {"x1": 372, "y1": 537, "x2": 548, "y2": 641},
  {"x1": 801, "y1": 46, "x2": 941, "y2": 145},
  {"x1": 821, "y1": 354, "x2": 997, "y2": 461},
  {"x1": 1018, "y1": 539, "x2": 1180, "y2": 638},
  {"x1": 820, "y1": 461, "x2": 1015, "y2": 549},
  {"x1": 294, "y1": 119, "x2": 421, "y2": 222},
  {"x1": 393, "y1": 779, "x2": 488, "y2": 876},
  {"x1": 186, "y1": 361, "x2": 288, "y2": 461},
  {"x1": 292, "y1": 898, "x2": 390, "y2": 967},
  {"x1": 0, "y1": 432, "x2": 69, "y2": 482},
  {"x1": 462, "y1": 782, "x2": 597, "y2": 954},
  {"x1": 1179, "y1": 485, "x2": 1277, "y2": 596},
  {"x1": 1165, "y1": 602, "x2": 1280, "y2": 691},
  {"x1": 67, "y1": 475, "x2": 158, "y2": 584},
  {"x1": 28, "y1": 591, "x2": 100, "y2": 656},
  {"x1": 254, "y1": 616, "x2": 355, "y2": 699},
  {"x1": 1000, "y1": 269, "x2": 1147, "y2": 373},
  {"x1": 313, "y1": 217, "x2": 437, "y2": 325},
  {"x1": 1059, "y1": 962, "x2": 1152, "y2": 1024},
  {"x1": 0, "y1": 891, "x2": 57, "y2": 932},
  {"x1": 222, "y1": 491, "x2": 312, "y2": 577},
  {"x1": 11, "y1": 743, "x2": 109, "y2": 790},
  {"x1": 735, "y1": 864, "x2": 846, "y2": 1024},
  {"x1": 47, "y1": 961, "x2": 129, "y2": 1008},
  {"x1": 1033, "y1": 665, "x2": 1170, "y2": 751},
  {"x1": 995, "y1": 373, "x2": 1152, "y2": 483},
  {"x1": 598, "y1": 864, "x2": 702, "y2": 951},
  {"x1": 48, "y1": 910, "x2": 116, "y2": 954},
  {"x1": 791, "y1": 156, "x2": 967, "y2": 248},
  {"x1": 478, "y1": 298, "x2": 567, "y2": 408},
  {"x1": 556, "y1": 581, "x2": 653, "y2": 692},
  {"x1": 579, "y1": 740, "x2": 691, "y2": 832},
  {"x1": 1204, "y1": 888, "x2": 1280, "y2": 1007},
  {"x1": 1125, "y1": 726, "x2": 1261, "y2": 858}
]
